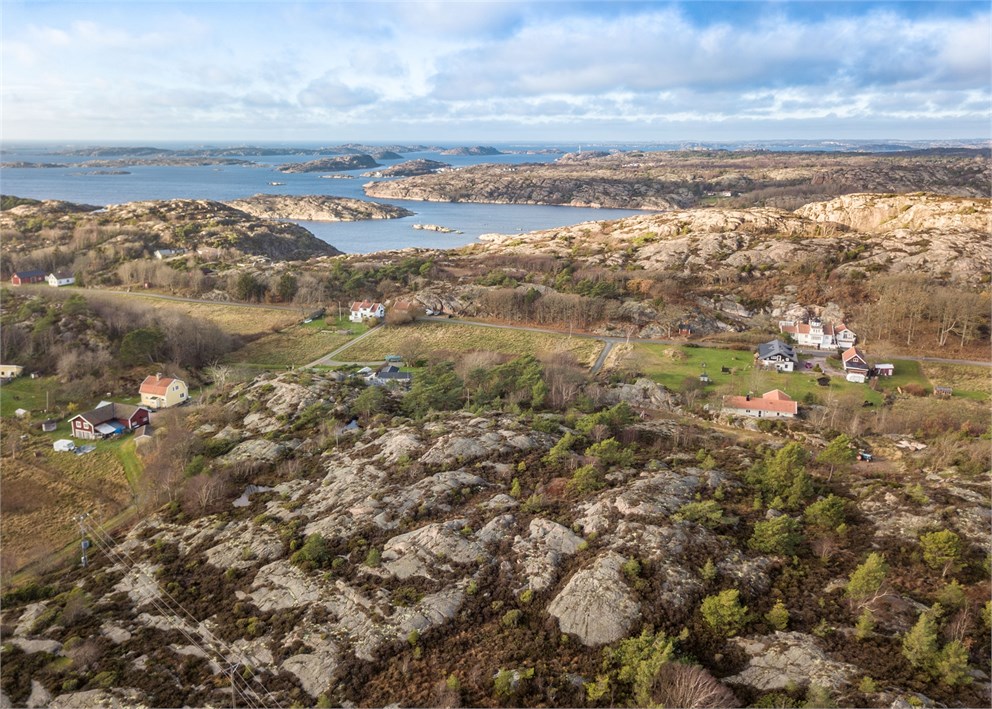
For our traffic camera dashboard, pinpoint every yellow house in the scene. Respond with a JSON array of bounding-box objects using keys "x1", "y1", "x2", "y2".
[
  {"x1": 0, "y1": 364, "x2": 24, "y2": 380},
  {"x1": 139, "y1": 373, "x2": 189, "y2": 409}
]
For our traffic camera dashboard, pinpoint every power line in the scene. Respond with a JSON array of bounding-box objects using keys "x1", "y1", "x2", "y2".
[{"x1": 78, "y1": 514, "x2": 284, "y2": 709}]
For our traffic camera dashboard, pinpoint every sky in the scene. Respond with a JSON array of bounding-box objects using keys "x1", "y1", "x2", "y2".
[{"x1": 2, "y1": 0, "x2": 990, "y2": 142}]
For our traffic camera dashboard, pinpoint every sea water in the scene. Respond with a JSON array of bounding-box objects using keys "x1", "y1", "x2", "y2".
[{"x1": 0, "y1": 145, "x2": 646, "y2": 253}]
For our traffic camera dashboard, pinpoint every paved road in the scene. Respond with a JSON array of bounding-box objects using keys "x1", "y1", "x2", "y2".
[
  {"x1": 590, "y1": 341, "x2": 615, "y2": 374},
  {"x1": 306, "y1": 325, "x2": 386, "y2": 367}
]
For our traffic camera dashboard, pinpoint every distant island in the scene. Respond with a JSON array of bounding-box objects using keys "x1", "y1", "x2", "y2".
[
  {"x1": 226, "y1": 194, "x2": 414, "y2": 221},
  {"x1": 363, "y1": 159, "x2": 452, "y2": 177},
  {"x1": 440, "y1": 146, "x2": 503, "y2": 156},
  {"x1": 278, "y1": 155, "x2": 381, "y2": 173}
]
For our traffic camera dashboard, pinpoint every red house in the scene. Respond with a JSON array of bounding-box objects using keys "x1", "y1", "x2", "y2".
[
  {"x1": 10, "y1": 270, "x2": 47, "y2": 286},
  {"x1": 68, "y1": 402, "x2": 150, "y2": 440}
]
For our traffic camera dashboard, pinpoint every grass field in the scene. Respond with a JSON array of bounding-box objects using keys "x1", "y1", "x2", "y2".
[
  {"x1": 338, "y1": 322, "x2": 602, "y2": 365},
  {"x1": 80, "y1": 291, "x2": 301, "y2": 336},
  {"x1": 1, "y1": 428, "x2": 135, "y2": 574},
  {"x1": 0, "y1": 376, "x2": 58, "y2": 417},
  {"x1": 625, "y1": 344, "x2": 893, "y2": 405},
  {"x1": 920, "y1": 362, "x2": 991, "y2": 400},
  {"x1": 230, "y1": 327, "x2": 354, "y2": 366}
]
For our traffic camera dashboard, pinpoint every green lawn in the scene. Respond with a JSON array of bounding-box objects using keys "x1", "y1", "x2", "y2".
[
  {"x1": 0, "y1": 376, "x2": 59, "y2": 417},
  {"x1": 338, "y1": 322, "x2": 601, "y2": 365},
  {"x1": 627, "y1": 344, "x2": 886, "y2": 405}
]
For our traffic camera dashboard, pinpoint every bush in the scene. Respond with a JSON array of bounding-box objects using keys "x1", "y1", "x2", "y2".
[
  {"x1": 749, "y1": 516, "x2": 801, "y2": 556},
  {"x1": 919, "y1": 529, "x2": 963, "y2": 577},
  {"x1": 568, "y1": 464, "x2": 605, "y2": 494},
  {"x1": 501, "y1": 609, "x2": 523, "y2": 627},
  {"x1": 845, "y1": 553, "x2": 888, "y2": 611},
  {"x1": 765, "y1": 600, "x2": 789, "y2": 631},
  {"x1": 584, "y1": 437, "x2": 635, "y2": 467},
  {"x1": 674, "y1": 500, "x2": 728, "y2": 528},
  {"x1": 290, "y1": 534, "x2": 331, "y2": 571},
  {"x1": 701, "y1": 589, "x2": 748, "y2": 637}
]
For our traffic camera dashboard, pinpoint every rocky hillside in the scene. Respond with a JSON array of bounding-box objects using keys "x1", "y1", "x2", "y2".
[
  {"x1": 0, "y1": 198, "x2": 342, "y2": 264},
  {"x1": 226, "y1": 194, "x2": 414, "y2": 222},
  {"x1": 440, "y1": 146, "x2": 502, "y2": 156},
  {"x1": 363, "y1": 159, "x2": 451, "y2": 177},
  {"x1": 365, "y1": 150, "x2": 991, "y2": 210},
  {"x1": 1, "y1": 369, "x2": 988, "y2": 708},
  {"x1": 279, "y1": 155, "x2": 381, "y2": 173},
  {"x1": 471, "y1": 193, "x2": 992, "y2": 287}
]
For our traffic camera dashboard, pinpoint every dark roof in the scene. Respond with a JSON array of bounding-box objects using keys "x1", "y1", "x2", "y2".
[
  {"x1": 376, "y1": 371, "x2": 412, "y2": 380},
  {"x1": 757, "y1": 339, "x2": 797, "y2": 362},
  {"x1": 71, "y1": 402, "x2": 147, "y2": 427},
  {"x1": 14, "y1": 270, "x2": 46, "y2": 279},
  {"x1": 52, "y1": 270, "x2": 74, "y2": 279}
]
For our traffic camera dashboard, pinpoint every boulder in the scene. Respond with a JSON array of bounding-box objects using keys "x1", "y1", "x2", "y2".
[
  {"x1": 547, "y1": 552, "x2": 641, "y2": 646},
  {"x1": 513, "y1": 518, "x2": 585, "y2": 592},
  {"x1": 282, "y1": 643, "x2": 339, "y2": 698}
]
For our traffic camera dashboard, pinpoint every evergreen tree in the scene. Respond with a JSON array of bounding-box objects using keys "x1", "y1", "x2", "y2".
[{"x1": 845, "y1": 552, "x2": 888, "y2": 611}]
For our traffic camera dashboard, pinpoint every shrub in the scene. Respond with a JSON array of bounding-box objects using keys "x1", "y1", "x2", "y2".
[
  {"x1": 804, "y1": 495, "x2": 847, "y2": 533},
  {"x1": 622, "y1": 557, "x2": 642, "y2": 581},
  {"x1": 585, "y1": 437, "x2": 635, "y2": 467},
  {"x1": 765, "y1": 601, "x2": 789, "y2": 631},
  {"x1": 568, "y1": 464, "x2": 605, "y2": 494},
  {"x1": 290, "y1": 533, "x2": 331, "y2": 571},
  {"x1": 902, "y1": 604, "x2": 940, "y2": 672},
  {"x1": 364, "y1": 547, "x2": 382, "y2": 567},
  {"x1": 502, "y1": 609, "x2": 523, "y2": 627},
  {"x1": 749, "y1": 516, "x2": 801, "y2": 556},
  {"x1": 674, "y1": 500, "x2": 728, "y2": 528},
  {"x1": 854, "y1": 609, "x2": 875, "y2": 640},
  {"x1": 701, "y1": 589, "x2": 748, "y2": 637},
  {"x1": 919, "y1": 529, "x2": 963, "y2": 577},
  {"x1": 845, "y1": 553, "x2": 888, "y2": 611}
]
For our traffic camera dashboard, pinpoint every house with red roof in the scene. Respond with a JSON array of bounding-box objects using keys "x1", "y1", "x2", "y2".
[
  {"x1": 779, "y1": 318, "x2": 857, "y2": 349},
  {"x1": 139, "y1": 373, "x2": 189, "y2": 409},
  {"x1": 349, "y1": 300, "x2": 385, "y2": 323},
  {"x1": 722, "y1": 389, "x2": 799, "y2": 419},
  {"x1": 841, "y1": 347, "x2": 870, "y2": 376}
]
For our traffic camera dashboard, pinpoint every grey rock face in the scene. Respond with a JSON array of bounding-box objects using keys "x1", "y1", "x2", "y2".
[
  {"x1": 724, "y1": 631, "x2": 860, "y2": 691},
  {"x1": 514, "y1": 518, "x2": 585, "y2": 592},
  {"x1": 547, "y1": 552, "x2": 641, "y2": 646}
]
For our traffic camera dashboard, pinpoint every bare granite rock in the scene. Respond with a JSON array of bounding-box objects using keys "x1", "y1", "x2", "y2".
[
  {"x1": 547, "y1": 551, "x2": 641, "y2": 646},
  {"x1": 724, "y1": 631, "x2": 860, "y2": 691},
  {"x1": 513, "y1": 518, "x2": 585, "y2": 592}
]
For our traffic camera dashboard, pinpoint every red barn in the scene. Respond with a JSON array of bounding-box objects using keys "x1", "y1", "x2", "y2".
[
  {"x1": 10, "y1": 270, "x2": 47, "y2": 286},
  {"x1": 68, "y1": 402, "x2": 150, "y2": 440}
]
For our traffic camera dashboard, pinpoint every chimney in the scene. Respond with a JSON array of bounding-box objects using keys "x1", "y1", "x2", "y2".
[
  {"x1": 745, "y1": 394, "x2": 751, "y2": 401},
  {"x1": 156, "y1": 372, "x2": 162, "y2": 381}
]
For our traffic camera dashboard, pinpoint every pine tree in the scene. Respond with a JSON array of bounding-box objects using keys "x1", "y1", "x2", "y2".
[
  {"x1": 902, "y1": 604, "x2": 941, "y2": 673},
  {"x1": 845, "y1": 552, "x2": 888, "y2": 611}
]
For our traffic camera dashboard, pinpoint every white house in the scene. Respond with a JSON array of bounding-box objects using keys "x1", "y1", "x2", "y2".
[
  {"x1": 47, "y1": 270, "x2": 75, "y2": 287},
  {"x1": 0, "y1": 364, "x2": 24, "y2": 380},
  {"x1": 756, "y1": 339, "x2": 799, "y2": 372},
  {"x1": 349, "y1": 300, "x2": 385, "y2": 323},
  {"x1": 779, "y1": 318, "x2": 857, "y2": 349},
  {"x1": 154, "y1": 248, "x2": 186, "y2": 259}
]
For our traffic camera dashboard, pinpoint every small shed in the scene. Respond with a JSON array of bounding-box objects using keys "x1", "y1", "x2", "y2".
[
  {"x1": 53, "y1": 439, "x2": 76, "y2": 452},
  {"x1": 874, "y1": 363, "x2": 894, "y2": 377},
  {"x1": 933, "y1": 385, "x2": 953, "y2": 399},
  {"x1": 41, "y1": 419, "x2": 58, "y2": 432}
]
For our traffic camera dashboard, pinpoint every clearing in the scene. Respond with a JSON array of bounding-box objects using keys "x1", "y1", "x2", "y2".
[
  {"x1": 336, "y1": 321, "x2": 602, "y2": 365},
  {"x1": 1, "y1": 429, "x2": 135, "y2": 574},
  {"x1": 229, "y1": 315, "x2": 368, "y2": 366}
]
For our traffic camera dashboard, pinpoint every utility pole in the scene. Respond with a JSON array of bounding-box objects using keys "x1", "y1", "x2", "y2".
[{"x1": 77, "y1": 515, "x2": 89, "y2": 568}]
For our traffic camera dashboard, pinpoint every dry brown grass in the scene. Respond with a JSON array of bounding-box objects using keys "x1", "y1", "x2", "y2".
[
  {"x1": 920, "y1": 362, "x2": 991, "y2": 398},
  {"x1": 339, "y1": 322, "x2": 601, "y2": 365},
  {"x1": 231, "y1": 327, "x2": 353, "y2": 366},
  {"x1": 0, "y1": 441, "x2": 132, "y2": 573}
]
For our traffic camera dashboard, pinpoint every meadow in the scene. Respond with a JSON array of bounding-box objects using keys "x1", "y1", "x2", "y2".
[{"x1": 337, "y1": 321, "x2": 602, "y2": 365}]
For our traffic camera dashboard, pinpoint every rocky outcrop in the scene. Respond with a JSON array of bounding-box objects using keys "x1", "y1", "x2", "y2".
[
  {"x1": 226, "y1": 194, "x2": 413, "y2": 221},
  {"x1": 547, "y1": 552, "x2": 641, "y2": 646},
  {"x1": 796, "y1": 192, "x2": 991, "y2": 233},
  {"x1": 278, "y1": 155, "x2": 380, "y2": 172},
  {"x1": 363, "y1": 159, "x2": 450, "y2": 177},
  {"x1": 470, "y1": 195, "x2": 992, "y2": 287},
  {"x1": 365, "y1": 150, "x2": 990, "y2": 210},
  {"x1": 724, "y1": 632, "x2": 861, "y2": 691}
]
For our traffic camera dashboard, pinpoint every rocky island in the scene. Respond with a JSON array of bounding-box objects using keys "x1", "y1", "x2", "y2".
[
  {"x1": 365, "y1": 149, "x2": 991, "y2": 210},
  {"x1": 363, "y1": 159, "x2": 451, "y2": 177},
  {"x1": 278, "y1": 155, "x2": 382, "y2": 173},
  {"x1": 226, "y1": 194, "x2": 414, "y2": 222},
  {"x1": 440, "y1": 145, "x2": 503, "y2": 156}
]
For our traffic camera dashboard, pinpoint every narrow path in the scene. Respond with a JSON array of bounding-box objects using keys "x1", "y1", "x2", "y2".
[
  {"x1": 306, "y1": 325, "x2": 385, "y2": 367},
  {"x1": 590, "y1": 341, "x2": 615, "y2": 374}
]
